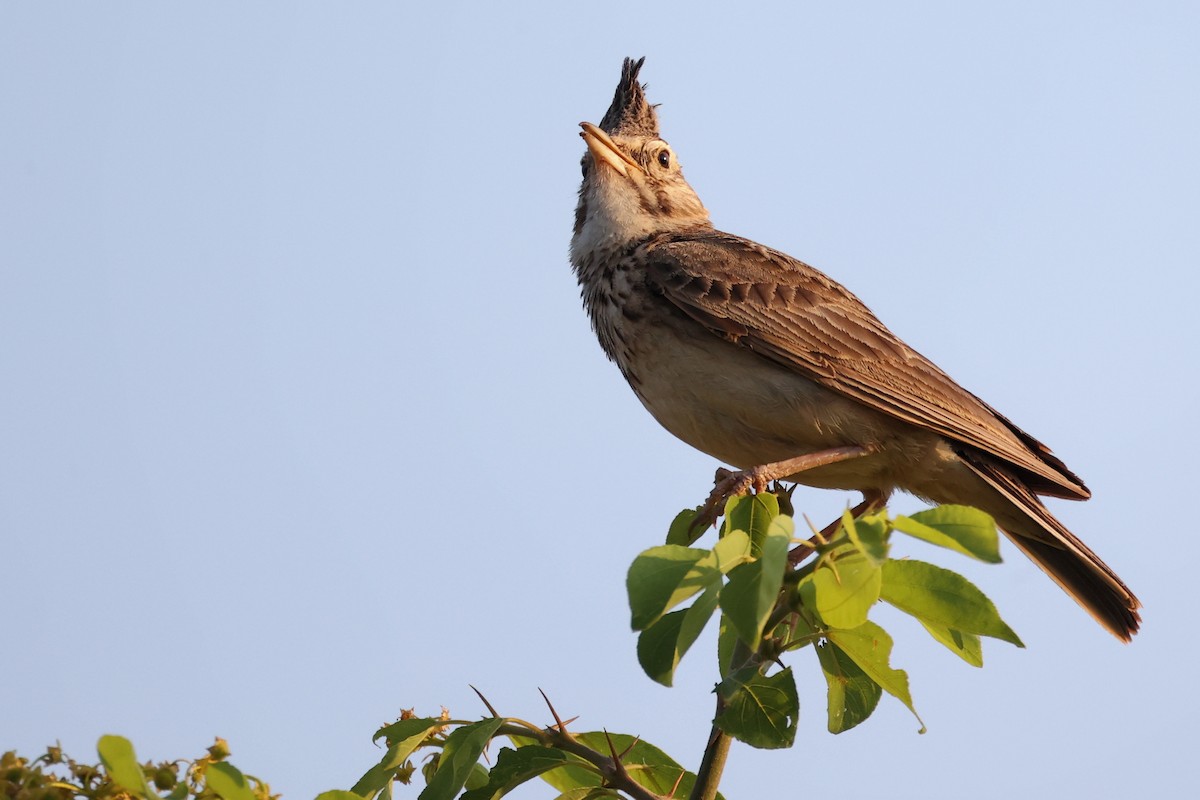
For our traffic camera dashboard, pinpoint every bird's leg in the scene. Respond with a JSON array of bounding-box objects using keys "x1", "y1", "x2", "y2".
[
  {"x1": 787, "y1": 489, "x2": 889, "y2": 566},
  {"x1": 694, "y1": 444, "x2": 878, "y2": 531}
]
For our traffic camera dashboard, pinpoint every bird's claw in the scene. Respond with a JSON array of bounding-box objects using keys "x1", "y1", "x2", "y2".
[{"x1": 691, "y1": 466, "x2": 766, "y2": 532}]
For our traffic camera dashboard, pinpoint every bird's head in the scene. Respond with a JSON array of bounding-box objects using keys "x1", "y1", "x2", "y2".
[{"x1": 571, "y1": 58, "x2": 711, "y2": 264}]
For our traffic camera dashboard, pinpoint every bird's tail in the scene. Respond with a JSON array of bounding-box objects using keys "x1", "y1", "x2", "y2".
[{"x1": 959, "y1": 455, "x2": 1141, "y2": 641}]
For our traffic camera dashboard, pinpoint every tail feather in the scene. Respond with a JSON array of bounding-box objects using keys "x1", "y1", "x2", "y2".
[{"x1": 959, "y1": 454, "x2": 1141, "y2": 641}]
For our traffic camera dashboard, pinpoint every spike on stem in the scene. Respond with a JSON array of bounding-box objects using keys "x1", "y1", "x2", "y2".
[
  {"x1": 601, "y1": 729, "x2": 631, "y2": 780},
  {"x1": 538, "y1": 688, "x2": 575, "y2": 741},
  {"x1": 668, "y1": 769, "x2": 686, "y2": 798},
  {"x1": 469, "y1": 685, "x2": 500, "y2": 718}
]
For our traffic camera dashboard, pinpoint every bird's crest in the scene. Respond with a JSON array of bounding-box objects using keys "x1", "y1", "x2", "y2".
[{"x1": 599, "y1": 57, "x2": 659, "y2": 138}]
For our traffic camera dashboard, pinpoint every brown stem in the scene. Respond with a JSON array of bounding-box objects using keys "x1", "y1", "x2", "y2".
[{"x1": 495, "y1": 723, "x2": 667, "y2": 800}]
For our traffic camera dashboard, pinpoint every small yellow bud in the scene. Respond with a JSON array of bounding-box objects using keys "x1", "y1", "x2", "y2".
[{"x1": 207, "y1": 738, "x2": 231, "y2": 761}]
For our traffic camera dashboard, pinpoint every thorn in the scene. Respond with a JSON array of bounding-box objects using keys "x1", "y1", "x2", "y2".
[
  {"x1": 668, "y1": 769, "x2": 686, "y2": 798},
  {"x1": 617, "y1": 735, "x2": 641, "y2": 760},
  {"x1": 602, "y1": 729, "x2": 628, "y2": 775},
  {"x1": 469, "y1": 685, "x2": 500, "y2": 719},
  {"x1": 538, "y1": 688, "x2": 574, "y2": 740}
]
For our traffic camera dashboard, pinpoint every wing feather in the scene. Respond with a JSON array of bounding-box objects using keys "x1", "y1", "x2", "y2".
[{"x1": 641, "y1": 231, "x2": 1089, "y2": 499}]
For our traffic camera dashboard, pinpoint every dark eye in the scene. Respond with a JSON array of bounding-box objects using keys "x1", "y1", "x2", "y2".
[
  {"x1": 581, "y1": 159, "x2": 590, "y2": 179},
  {"x1": 657, "y1": 150, "x2": 671, "y2": 168}
]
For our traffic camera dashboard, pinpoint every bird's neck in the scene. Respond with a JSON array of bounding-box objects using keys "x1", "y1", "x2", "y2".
[{"x1": 571, "y1": 204, "x2": 711, "y2": 275}]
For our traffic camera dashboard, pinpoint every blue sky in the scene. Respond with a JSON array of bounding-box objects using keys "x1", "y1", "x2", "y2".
[{"x1": 3, "y1": 3, "x2": 1197, "y2": 798}]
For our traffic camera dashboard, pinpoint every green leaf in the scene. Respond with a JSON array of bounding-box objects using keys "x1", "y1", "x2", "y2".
[
  {"x1": 919, "y1": 620, "x2": 984, "y2": 667},
  {"x1": 826, "y1": 621, "x2": 925, "y2": 732},
  {"x1": 351, "y1": 739, "x2": 421, "y2": 798},
  {"x1": 97, "y1": 735, "x2": 159, "y2": 800},
  {"x1": 842, "y1": 511, "x2": 889, "y2": 565},
  {"x1": 722, "y1": 493, "x2": 779, "y2": 554},
  {"x1": 810, "y1": 549, "x2": 882, "y2": 629},
  {"x1": 711, "y1": 530, "x2": 752, "y2": 571},
  {"x1": 717, "y1": 614, "x2": 739, "y2": 678},
  {"x1": 626, "y1": 534, "x2": 749, "y2": 632},
  {"x1": 715, "y1": 667, "x2": 798, "y2": 749},
  {"x1": 572, "y1": 733, "x2": 692, "y2": 796},
  {"x1": 373, "y1": 717, "x2": 450, "y2": 746},
  {"x1": 205, "y1": 763, "x2": 256, "y2": 800},
  {"x1": 503, "y1": 738, "x2": 600, "y2": 795},
  {"x1": 464, "y1": 763, "x2": 489, "y2": 791},
  {"x1": 719, "y1": 519, "x2": 791, "y2": 646},
  {"x1": 510, "y1": 733, "x2": 711, "y2": 799},
  {"x1": 357, "y1": 718, "x2": 447, "y2": 799},
  {"x1": 316, "y1": 793, "x2": 364, "y2": 800},
  {"x1": 893, "y1": 506, "x2": 1002, "y2": 563},
  {"x1": 815, "y1": 641, "x2": 883, "y2": 733},
  {"x1": 637, "y1": 585, "x2": 720, "y2": 685},
  {"x1": 461, "y1": 746, "x2": 573, "y2": 800},
  {"x1": 666, "y1": 506, "x2": 704, "y2": 546},
  {"x1": 627, "y1": 546, "x2": 709, "y2": 630},
  {"x1": 880, "y1": 559, "x2": 1023, "y2": 646},
  {"x1": 419, "y1": 718, "x2": 504, "y2": 800}
]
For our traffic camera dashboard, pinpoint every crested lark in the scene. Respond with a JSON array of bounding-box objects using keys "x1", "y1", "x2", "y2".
[{"x1": 570, "y1": 58, "x2": 1140, "y2": 641}]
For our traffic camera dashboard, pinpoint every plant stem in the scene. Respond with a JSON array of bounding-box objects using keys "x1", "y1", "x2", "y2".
[
  {"x1": 494, "y1": 723, "x2": 666, "y2": 800},
  {"x1": 689, "y1": 716, "x2": 732, "y2": 800}
]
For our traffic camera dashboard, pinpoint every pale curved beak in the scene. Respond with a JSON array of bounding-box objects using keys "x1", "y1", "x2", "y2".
[{"x1": 579, "y1": 122, "x2": 639, "y2": 177}]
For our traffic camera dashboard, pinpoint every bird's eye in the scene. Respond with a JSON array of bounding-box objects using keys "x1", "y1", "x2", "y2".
[
  {"x1": 581, "y1": 159, "x2": 590, "y2": 179},
  {"x1": 657, "y1": 150, "x2": 671, "y2": 169}
]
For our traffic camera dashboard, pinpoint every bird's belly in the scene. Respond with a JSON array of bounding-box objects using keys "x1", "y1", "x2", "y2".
[{"x1": 615, "y1": 313, "x2": 940, "y2": 493}]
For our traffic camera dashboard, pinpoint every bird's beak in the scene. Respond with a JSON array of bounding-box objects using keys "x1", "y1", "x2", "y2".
[{"x1": 579, "y1": 122, "x2": 639, "y2": 177}]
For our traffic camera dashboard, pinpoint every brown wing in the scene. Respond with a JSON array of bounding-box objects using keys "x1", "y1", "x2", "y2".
[{"x1": 641, "y1": 230, "x2": 1089, "y2": 500}]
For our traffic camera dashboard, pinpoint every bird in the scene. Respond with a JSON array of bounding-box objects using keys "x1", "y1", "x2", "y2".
[{"x1": 569, "y1": 57, "x2": 1140, "y2": 641}]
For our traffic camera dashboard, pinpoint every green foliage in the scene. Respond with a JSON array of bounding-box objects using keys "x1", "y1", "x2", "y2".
[
  {"x1": 881, "y1": 560, "x2": 1023, "y2": 647},
  {"x1": 2, "y1": 737, "x2": 276, "y2": 800},
  {"x1": 892, "y1": 506, "x2": 1002, "y2": 563},
  {"x1": 7, "y1": 495, "x2": 1020, "y2": 800},
  {"x1": 98, "y1": 734, "x2": 163, "y2": 800},
  {"x1": 715, "y1": 667, "x2": 798, "y2": 749},
  {"x1": 627, "y1": 496, "x2": 1019, "y2": 743},
  {"x1": 718, "y1": 520, "x2": 790, "y2": 647},
  {"x1": 814, "y1": 637, "x2": 882, "y2": 733}
]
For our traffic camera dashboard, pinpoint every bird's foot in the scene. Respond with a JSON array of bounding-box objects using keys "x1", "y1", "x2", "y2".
[
  {"x1": 692, "y1": 444, "x2": 878, "y2": 533},
  {"x1": 693, "y1": 466, "x2": 771, "y2": 529}
]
